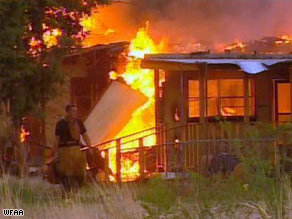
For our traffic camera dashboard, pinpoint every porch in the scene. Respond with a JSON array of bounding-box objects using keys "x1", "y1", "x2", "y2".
[{"x1": 94, "y1": 122, "x2": 290, "y2": 182}]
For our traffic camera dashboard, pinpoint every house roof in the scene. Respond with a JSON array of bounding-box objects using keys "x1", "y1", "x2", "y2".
[
  {"x1": 142, "y1": 53, "x2": 292, "y2": 74},
  {"x1": 65, "y1": 41, "x2": 129, "y2": 59}
]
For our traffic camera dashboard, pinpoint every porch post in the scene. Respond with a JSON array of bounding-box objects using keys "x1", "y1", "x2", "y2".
[
  {"x1": 154, "y1": 69, "x2": 160, "y2": 127},
  {"x1": 244, "y1": 74, "x2": 250, "y2": 123},
  {"x1": 104, "y1": 149, "x2": 110, "y2": 182},
  {"x1": 199, "y1": 63, "x2": 207, "y2": 173},
  {"x1": 199, "y1": 63, "x2": 207, "y2": 124},
  {"x1": 139, "y1": 138, "x2": 145, "y2": 180},
  {"x1": 116, "y1": 138, "x2": 121, "y2": 183}
]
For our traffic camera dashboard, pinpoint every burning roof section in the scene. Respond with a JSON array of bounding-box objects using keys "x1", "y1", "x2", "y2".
[
  {"x1": 64, "y1": 41, "x2": 129, "y2": 59},
  {"x1": 142, "y1": 53, "x2": 292, "y2": 74}
]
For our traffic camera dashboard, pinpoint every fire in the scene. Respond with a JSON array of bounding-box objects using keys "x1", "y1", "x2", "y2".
[
  {"x1": 81, "y1": 12, "x2": 117, "y2": 47},
  {"x1": 109, "y1": 71, "x2": 118, "y2": 80},
  {"x1": 224, "y1": 41, "x2": 246, "y2": 52},
  {"x1": 275, "y1": 35, "x2": 292, "y2": 45},
  {"x1": 20, "y1": 125, "x2": 30, "y2": 143},
  {"x1": 28, "y1": 26, "x2": 62, "y2": 56},
  {"x1": 281, "y1": 35, "x2": 292, "y2": 42},
  {"x1": 43, "y1": 28, "x2": 62, "y2": 48},
  {"x1": 81, "y1": 14, "x2": 116, "y2": 36},
  {"x1": 221, "y1": 107, "x2": 236, "y2": 116},
  {"x1": 108, "y1": 23, "x2": 165, "y2": 180}
]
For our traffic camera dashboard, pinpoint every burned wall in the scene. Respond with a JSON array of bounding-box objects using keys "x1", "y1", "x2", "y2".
[{"x1": 162, "y1": 70, "x2": 186, "y2": 171}]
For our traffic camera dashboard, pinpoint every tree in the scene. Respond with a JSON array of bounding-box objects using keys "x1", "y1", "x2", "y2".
[
  {"x1": 0, "y1": 0, "x2": 109, "y2": 174},
  {"x1": 1, "y1": 0, "x2": 109, "y2": 121}
]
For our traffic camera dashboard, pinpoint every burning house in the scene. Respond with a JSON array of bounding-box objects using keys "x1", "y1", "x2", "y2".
[
  {"x1": 139, "y1": 53, "x2": 292, "y2": 173},
  {"x1": 90, "y1": 52, "x2": 292, "y2": 181},
  {"x1": 16, "y1": 37, "x2": 292, "y2": 181},
  {"x1": 11, "y1": 0, "x2": 292, "y2": 181}
]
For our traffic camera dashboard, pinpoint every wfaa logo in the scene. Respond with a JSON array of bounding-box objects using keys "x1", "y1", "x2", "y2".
[{"x1": 2, "y1": 209, "x2": 24, "y2": 217}]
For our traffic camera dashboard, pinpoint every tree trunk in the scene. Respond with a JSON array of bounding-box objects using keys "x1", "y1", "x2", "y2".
[{"x1": 40, "y1": 99, "x2": 47, "y2": 167}]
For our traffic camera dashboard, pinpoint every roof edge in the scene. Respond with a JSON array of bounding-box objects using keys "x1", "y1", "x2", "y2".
[{"x1": 144, "y1": 53, "x2": 292, "y2": 60}]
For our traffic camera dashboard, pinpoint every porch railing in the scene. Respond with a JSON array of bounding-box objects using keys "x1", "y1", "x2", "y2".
[{"x1": 93, "y1": 122, "x2": 290, "y2": 182}]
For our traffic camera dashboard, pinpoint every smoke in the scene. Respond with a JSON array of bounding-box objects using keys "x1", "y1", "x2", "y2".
[
  {"x1": 126, "y1": 0, "x2": 292, "y2": 46},
  {"x1": 88, "y1": 0, "x2": 292, "y2": 50}
]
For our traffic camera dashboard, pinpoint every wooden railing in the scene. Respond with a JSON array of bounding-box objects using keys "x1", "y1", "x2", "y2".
[{"x1": 95, "y1": 122, "x2": 291, "y2": 182}]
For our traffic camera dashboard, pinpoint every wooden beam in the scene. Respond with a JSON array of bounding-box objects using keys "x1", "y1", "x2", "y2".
[
  {"x1": 154, "y1": 69, "x2": 159, "y2": 127},
  {"x1": 141, "y1": 60, "x2": 199, "y2": 71},
  {"x1": 104, "y1": 149, "x2": 110, "y2": 182},
  {"x1": 144, "y1": 53, "x2": 292, "y2": 60},
  {"x1": 139, "y1": 138, "x2": 145, "y2": 181},
  {"x1": 180, "y1": 71, "x2": 185, "y2": 123},
  {"x1": 244, "y1": 75, "x2": 250, "y2": 123},
  {"x1": 199, "y1": 64, "x2": 207, "y2": 124},
  {"x1": 116, "y1": 139, "x2": 121, "y2": 183}
]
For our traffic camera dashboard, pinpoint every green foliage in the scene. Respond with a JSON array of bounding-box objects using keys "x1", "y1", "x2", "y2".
[
  {"x1": 0, "y1": 173, "x2": 292, "y2": 218},
  {"x1": 0, "y1": 0, "x2": 109, "y2": 123},
  {"x1": 136, "y1": 176, "x2": 177, "y2": 211}
]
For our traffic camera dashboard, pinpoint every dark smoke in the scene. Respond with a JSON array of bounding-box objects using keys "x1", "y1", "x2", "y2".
[{"x1": 126, "y1": 0, "x2": 292, "y2": 47}]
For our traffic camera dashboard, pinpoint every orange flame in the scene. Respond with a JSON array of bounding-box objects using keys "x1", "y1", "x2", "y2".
[
  {"x1": 108, "y1": 23, "x2": 165, "y2": 180},
  {"x1": 224, "y1": 41, "x2": 246, "y2": 52},
  {"x1": 43, "y1": 28, "x2": 62, "y2": 48},
  {"x1": 81, "y1": 12, "x2": 117, "y2": 47},
  {"x1": 20, "y1": 125, "x2": 30, "y2": 143},
  {"x1": 275, "y1": 35, "x2": 292, "y2": 45},
  {"x1": 28, "y1": 25, "x2": 62, "y2": 56}
]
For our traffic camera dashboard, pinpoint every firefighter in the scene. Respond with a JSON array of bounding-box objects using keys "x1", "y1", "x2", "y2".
[{"x1": 53, "y1": 104, "x2": 93, "y2": 193}]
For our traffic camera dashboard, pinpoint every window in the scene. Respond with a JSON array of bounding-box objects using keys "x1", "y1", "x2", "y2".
[
  {"x1": 218, "y1": 79, "x2": 245, "y2": 116},
  {"x1": 276, "y1": 82, "x2": 291, "y2": 122},
  {"x1": 188, "y1": 80, "x2": 200, "y2": 117},
  {"x1": 207, "y1": 80, "x2": 219, "y2": 116},
  {"x1": 188, "y1": 79, "x2": 255, "y2": 118}
]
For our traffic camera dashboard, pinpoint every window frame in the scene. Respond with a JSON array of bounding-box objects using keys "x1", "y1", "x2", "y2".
[
  {"x1": 274, "y1": 80, "x2": 291, "y2": 122},
  {"x1": 187, "y1": 78, "x2": 256, "y2": 122}
]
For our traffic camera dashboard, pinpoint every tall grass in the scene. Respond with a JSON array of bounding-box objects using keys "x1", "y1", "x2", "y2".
[
  {"x1": 1, "y1": 173, "x2": 292, "y2": 218},
  {"x1": 1, "y1": 123, "x2": 292, "y2": 218},
  {"x1": 0, "y1": 176, "x2": 147, "y2": 219}
]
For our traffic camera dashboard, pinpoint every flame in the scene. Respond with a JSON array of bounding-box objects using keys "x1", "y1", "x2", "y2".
[
  {"x1": 29, "y1": 37, "x2": 42, "y2": 56},
  {"x1": 221, "y1": 107, "x2": 236, "y2": 116},
  {"x1": 81, "y1": 12, "x2": 117, "y2": 47},
  {"x1": 28, "y1": 25, "x2": 62, "y2": 56},
  {"x1": 20, "y1": 125, "x2": 30, "y2": 143},
  {"x1": 109, "y1": 71, "x2": 118, "y2": 80},
  {"x1": 275, "y1": 35, "x2": 292, "y2": 45},
  {"x1": 108, "y1": 23, "x2": 165, "y2": 180},
  {"x1": 43, "y1": 28, "x2": 62, "y2": 48},
  {"x1": 281, "y1": 35, "x2": 292, "y2": 42},
  {"x1": 224, "y1": 41, "x2": 246, "y2": 52}
]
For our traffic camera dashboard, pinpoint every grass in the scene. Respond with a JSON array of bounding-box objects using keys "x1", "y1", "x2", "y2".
[
  {"x1": 0, "y1": 176, "x2": 147, "y2": 219},
  {"x1": 2, "y1": 123, "x2": 292, "y2": 219},
  {"x1": 135, "y1": 173, "x2": 292, "y2": 218},
  {"x1": 0, "y1": 171, "x2": 292, "y2": 219}
]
